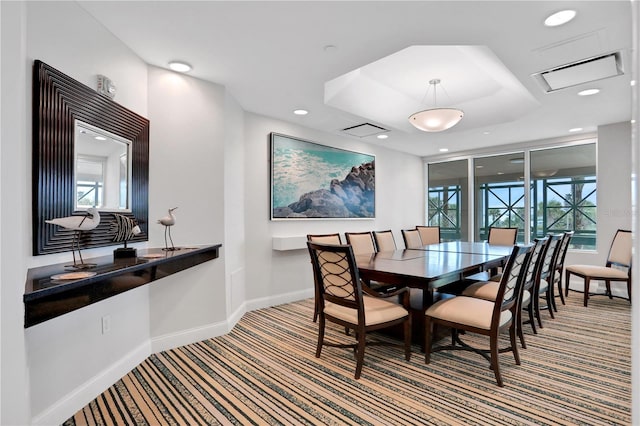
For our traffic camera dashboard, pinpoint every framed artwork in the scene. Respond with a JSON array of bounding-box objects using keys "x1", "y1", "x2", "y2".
[{"x1": 270, "y1": 133, "x2": 375, "y2": 219}]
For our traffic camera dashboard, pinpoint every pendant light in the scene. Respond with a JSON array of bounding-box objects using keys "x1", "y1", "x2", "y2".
[{"x1": 409, "y1": 79, "x2": 464, "y2": 132}]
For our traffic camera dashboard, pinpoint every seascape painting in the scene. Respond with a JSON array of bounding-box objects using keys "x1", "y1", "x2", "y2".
[{"x1": 270, "y1": 133, "x2": 375, "y2": 219}]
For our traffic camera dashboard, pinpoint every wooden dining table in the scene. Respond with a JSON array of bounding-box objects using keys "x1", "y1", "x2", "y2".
[
  {"x1": 355, "y1": 242, "x2": 514, "y2": 345},
  {"x1": 355, "y1": 242, "x2": 513, "y2": 309}
]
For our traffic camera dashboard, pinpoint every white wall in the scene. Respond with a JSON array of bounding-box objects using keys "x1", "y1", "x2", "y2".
[
  {"x1": 243, "y1": 113, "x2": 425, "y2": 308},
  {"x1": 146, "y1": 66, "x2": 227, "y2": 350}
]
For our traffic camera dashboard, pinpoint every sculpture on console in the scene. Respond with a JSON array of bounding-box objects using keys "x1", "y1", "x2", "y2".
[
  {"x1": 46, "y1": 208, "x2": 101, "y2": 269},
  {"x1": 158, "y1": 207, "x2": 179, "y2": 251},
  {"x1": 110, "y1": 214, "x2": 142, "y2": 259}
]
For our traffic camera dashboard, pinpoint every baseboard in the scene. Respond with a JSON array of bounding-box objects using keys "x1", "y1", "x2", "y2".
[
  {"x1": 150, "y1": 319, "x2": 230, "y2": 353},
  {"x1": 245, "y1": 288, "x2": 313, "y2": 312},
  {"x1": 31, "y1": 341, "x2": 151, "y2": 426}
]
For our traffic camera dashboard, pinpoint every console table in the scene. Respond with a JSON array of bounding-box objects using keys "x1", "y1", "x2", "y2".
[{"x1": 24, "y1": 244, "x2": 222, "y2": 327}]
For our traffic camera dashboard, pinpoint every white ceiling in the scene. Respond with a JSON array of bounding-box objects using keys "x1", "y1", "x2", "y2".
[{"x1": 78, "y1": 1, "x2": 633, "y2": 157}]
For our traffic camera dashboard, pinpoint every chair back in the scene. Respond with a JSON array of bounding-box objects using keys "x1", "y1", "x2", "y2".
[
  {"x1": 540, "y1": 234, "x2": 562, "y2": 281},
  {"x1": 373, "y1": 230, "x2": 397, "y2": 252},
  {"x1": 345, "y1": 232, "x2": 376, "y2": 255},
  {"x1": 307, "y1": 241, "x2": 364, "y2": 316},
  {"x1": 555, "y1": 231, "x2": 574, "y2": 271},
  {"x1": 416, "y1": 226, "x2": 440, "y2": 245},
  {"x1": 522, "y1": 238, "x2": 547, "y2": 292},
  {"x1": 607, "y1": 229, "x2": 632, "y2": 268},
  {"x1": 307, "y1": 233, "x2": 342, "y2": 244},
  {"x1": 493, "y1": 245, "x2": 533, "y2": 326},
  {"x1": 488, "y1": 227, "x2": 518, "y2": 245},
  {"x1": 402, "y1": 229, "x2": 423, "y2": 249}
]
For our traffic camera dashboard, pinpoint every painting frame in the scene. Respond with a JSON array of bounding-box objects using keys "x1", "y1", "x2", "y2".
[{"x1": 270, "y1": 133, "x2": 376, "y2": 220}]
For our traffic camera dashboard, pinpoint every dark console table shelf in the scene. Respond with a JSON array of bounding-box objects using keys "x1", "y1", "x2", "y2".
[{"x1": 24, "y1": 244, "x2": 221, "y2": 328}]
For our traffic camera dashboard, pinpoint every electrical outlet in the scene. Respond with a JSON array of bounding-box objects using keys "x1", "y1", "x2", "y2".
[{"x1": 101, "y1": 315, "x2": 111, "y2": 334}]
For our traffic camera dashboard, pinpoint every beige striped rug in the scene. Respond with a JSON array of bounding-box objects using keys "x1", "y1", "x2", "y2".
[{"x1": 64, "y1": 296, "x2": 631, "y2": 425}]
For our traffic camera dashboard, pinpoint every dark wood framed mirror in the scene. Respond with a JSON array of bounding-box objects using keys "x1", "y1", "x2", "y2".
[{"x1": 33, "y1": 60, "x2": 149, "y2": 255}]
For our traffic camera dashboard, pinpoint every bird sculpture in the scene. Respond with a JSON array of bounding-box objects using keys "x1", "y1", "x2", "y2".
[
  {"x1": 46, "y1": 207, "x2": 101, "y2": 268},
  {"x1": 157, "y1": 207, "x2": 178, "y2": 251},
  {"x1": 109, "y1": 214, "x2": 142, "y2": 258}
]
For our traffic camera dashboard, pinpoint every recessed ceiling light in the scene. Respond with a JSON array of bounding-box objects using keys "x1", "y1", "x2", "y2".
[
  {"x1": 439, "y1": 148, "x2": 449, "y2": 152},
  {"x1": 544, "y1": 10, "x2": 576, "y2": 27},
  {"x1": 293, "y1": 109, "x2": 308, "y2": 115},
  {"x1": 483, "y1": 131, "x2": 491, "y2": 135},
  {"x1": 631, "y1": 119, "x2": 636, "y2": 124},
  {"x1": 497, "y1": 172, "x2": 505, "y2": 175},
  {"x1": 94, "y1": 136, "x2": 107, "y2": 141},
  {"x1": 578, "y1": 88, "x2": 600, "y2": 96},
  {"x1": 168, "y1": 61, "x2": 192, "y2": 73},
  {"x1": 569, "y1": 127, "x2": 583, "y2": 132},
  {"x1": 377, "y1": 134, "x2": 389, "y2": 139},
  {"x1": 631, "y1": 80, "x2": 637, "y2": 86}
]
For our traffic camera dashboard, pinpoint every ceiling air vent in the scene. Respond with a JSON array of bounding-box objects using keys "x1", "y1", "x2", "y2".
[
  {"x1": 532, "y1": 51, "x2": 624, "y2": 93},
  {"x1": 341, "y1": 123, "x2": 388, "y2": 138}
]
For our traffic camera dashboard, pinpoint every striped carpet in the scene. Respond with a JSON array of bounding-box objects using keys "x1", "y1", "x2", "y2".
[{"x1": 64, "y1": 296, "x2": 631, "y2": 425}]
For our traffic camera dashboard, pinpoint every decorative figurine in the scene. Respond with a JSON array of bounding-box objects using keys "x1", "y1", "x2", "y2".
[
  {"x1": 110, "y1": 214, "x2": 142, "y2": 259},
  {"x1": 46, "y1": 207, "x2": 101, "y2": 269},
  {"x1": 157, "y1": 207, "x2": 178, "y2": 251}
]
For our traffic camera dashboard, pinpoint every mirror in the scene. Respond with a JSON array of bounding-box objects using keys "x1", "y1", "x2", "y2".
[
  {"x1": 74, "y1": 121, "x2": 132, "y2": 211},
  {"x1": 33, "y1": 60, "x2": 149, "y2": 255}
]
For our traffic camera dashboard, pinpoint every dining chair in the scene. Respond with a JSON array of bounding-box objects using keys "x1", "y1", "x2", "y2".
[
  {"x1": 345, "y1": 231, "x2": 376, "y2": 255},
  {"x1": 373, "y1": 230, "x2": 397, "y2": 252},
  {"x1": 487, "y1": 227, "x2": 518, "y2": 245},
  {"x1": 425, "y1": 244, "x2": 533, "y2": 387},
  {"x1": 462, "y1": 238, "x2": 543, "y2": 349},
  {"x1": 565, "y1": 229, "x2": 632, "y2": 307},
  {"x1": 307, "y1": 241, "x2": 411, "y2": 379},
  {"x1": 551, "y1": 231, "x2": 574, "y2": 308},
  {"x1": 401, "y1": 229, "x2": 423, "y2": 249},
  {"x1": 416, "y1": 225, "x2": 440, "y2": 245},
  {"x1": 533, "y1": 234, "x2": 561, "y2": 327},
  {"x1": 307, "y1": 233, "x2": 343, "y2": 322}
]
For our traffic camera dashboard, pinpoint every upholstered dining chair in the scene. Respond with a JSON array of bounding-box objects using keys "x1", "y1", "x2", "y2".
[
  {"x1": 416, "y1": 226, "x2": 440, "y2": 245},
  {"x1": 565, "y1": 229, "x2": 632, "y2": 307},
  {"x1": 425, "y1": 244, "x2": 533, "y2": 387},
  {"x1": 401, "y1": 229, "x2": 423, "y2": 249},
  {"x1": 308, "y1": 233, "x2": 342, "y2": 322},
  {"x1": 534, "y1": 234, "x2": 561, "y2": 327},
  {"x1": 550, "y1": 231, "x2": 574, "y2": 309},
  {"x1": 373, "y1": 230, "x2": 397, "y2": 252},
  {"x1": 488, "y1": 227, "x2": 518, "y2": 245},
  {"x1": 307, "y1": 241, "x2": 411, "y2": 379},
  {"x1": 462, "y1": 238, "x2": 546, "y2": 348},
  {"x1": 345, "y1": 231, "x2": 376, "y2": 255}
]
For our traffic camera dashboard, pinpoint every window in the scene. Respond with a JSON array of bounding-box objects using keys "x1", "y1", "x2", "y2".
[
  {"x1": 426, "y1": 141, "x2": 597, "y2": 248},
  {"x1": 427, "y1": 160, "x2": 468, "y2": 241},
  {"x1": 474, "y1": 153, "x2": 525, "y2": 242},
  {"x1": 530, "y1": 144, "x2": 596, "y2": 249}
]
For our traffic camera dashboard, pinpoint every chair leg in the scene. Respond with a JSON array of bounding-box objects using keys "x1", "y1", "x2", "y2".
[
  {"x1": 558, "y1": 272, "x2": 566, "y2": 305},
  {"x1": 628, "y1": 280, "x2": 632, "y2": 304},
  {"x1": 315, "y1": 316, "x2": 325, "y2": 358},
  {"x1": 354, "y1": 328, "x2": 366, "y2": 379},
  {"x1": 490, "y1": 334, "x2": 504, "y2": 387},
  {"x1": 534, "y1": 293, "x2": 544, "y2": 329},
  {"x1": 516, "y1": 305, "x2": 526, "y2": 349},
  {"x1": 605, "y1": 280, "x2": 613, "y2": 299},
  {"x1": 527, "y1": 303, "x2": 537, "y2": 334},
  {"x1": 424, "y1": 317, "x2": 433, "y2": 364},
  {"x1": 510, "y1": 324, "x2": 521, "y2": 366},
  {"x1": 404, "y1": 317, "x2": 412, "y2": 361},
  {"x1": 565, "y1": 270, "x2": 571, "y2": 297},
  {"x1": 549, "y1": 280, "x2": 558, "y2": 312},
  {"x1": 584, "y1": 278, "x2": 590, "y2": 307},
  {"x1": 546, "y1": 288, "x2": 555, "y2": 319}
]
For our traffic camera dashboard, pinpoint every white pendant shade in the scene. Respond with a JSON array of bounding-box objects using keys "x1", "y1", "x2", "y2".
[{"x1": 409, "y1": 108, "x2": 464, "y2": 132}]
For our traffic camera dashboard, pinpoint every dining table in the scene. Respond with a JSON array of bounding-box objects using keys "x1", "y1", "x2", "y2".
[
  {"x1": 355, "y1": 241, "x2": 514, "y2": 345},
  {"x1": 355, "y1": 242, "x2": 513, "y2": 309}
]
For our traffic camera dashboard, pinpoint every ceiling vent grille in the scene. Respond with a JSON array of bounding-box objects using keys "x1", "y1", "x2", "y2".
[
  {"x1": 341, "y1": 123, "x2": 388, "y2": 138},
  {"x1": 532, "y1": 51, "x2": 624, "y2": 93}
]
